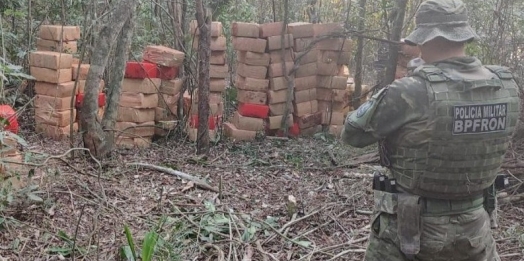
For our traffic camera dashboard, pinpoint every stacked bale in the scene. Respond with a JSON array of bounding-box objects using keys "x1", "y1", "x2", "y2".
[
  {"x1": 142, "y1": 45, "x2": 185, "y2": 136},
  {"x1": 188, "y1": 21, "x2": 227, "y2": 141},
  {"x1": 313, "y1": 23, "x2": 353, "y2": 138},
  {"x1": 262, "y1": 22, "x2": 297, "y2": 136},
  {"x1": 114, "y1": 60, "x2": 160, "y2": 149},
  {"x1": 223, "y1": 22, "x2": 270, "y2": 141},
  {"x1": 288, "y1": 22, "x2": 319, "y2": 137},
  {"x1": 36, "y1": 25, "x2": 79, "y2": 53},
  {"x1": 31, "y1": 25, "x2": 81, "y2": 140}
]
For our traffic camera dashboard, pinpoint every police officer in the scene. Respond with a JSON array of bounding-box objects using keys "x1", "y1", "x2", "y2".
[{"x1": 341, "y1": 0, "x2": 521, "y2": 260}]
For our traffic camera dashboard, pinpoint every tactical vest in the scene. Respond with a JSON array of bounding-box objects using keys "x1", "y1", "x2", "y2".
[{"x1": 385, "y1": 64, "x2": 521, "y2": 200}]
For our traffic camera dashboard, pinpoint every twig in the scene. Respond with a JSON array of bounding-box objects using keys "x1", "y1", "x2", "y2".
[
  {"x1": 328, "y1": 248, "x2": 366, "y2": 260},
  {"x1": 228, "y1": 214, "x2": 233, "y2": 261},
  {"x1": 71, "y1": 205, "x2": 86, "y2": 261},
  {"x1": 315, "y1": 237, "x2": 369, "y2": 254},
  {"x1": 265, "y1": 136, "x2": 289, "y2": 141},
  {"x1": 57, "y1": 157, "x2": 111, "y2": 180},
  {"x1": 202, "y1": 243, "x2": 225, "y2": 261},
  {"x1": 281, "y1": 213, "x2": 297, "y2": 238},
  {"x1": 128, "y1": 162, "x2": 218, "y2": 192},
  {"x1": 292, "y1": 209, "x2": 352, "y2": 241},
  {"x1": 264, "y1": 206, "x2": 328, "y2": 244},
  {"x1": 255, "y1": 240, "x2": 278, "y2": 261},
  {"x1": 130, "y1": 162, "x2": 248, "y2": 200},
  {"x1": 256, "y1": 218, "x2": 312, "y2": 250},
  {"x1": 6, "y1": 148, "x2": 102, "y2": 172},
  {"x1": 279, "y1": 205, "x2": 327, "y2": 233},
  {"x1": 342, "y1": 172, "x2": 374, "y2": 178},
  {"x1": 355, "y1": 210, "x2": 373, "y2": 215},
  {"x1": 499, "y1": 253, "x2": 522, "y2": 258},
  {"x1": 241, "y1": 245, "x2": 253, "y2": 261},
  {"x1": 499, "y1": 193, "x2": 524, "y2": 203}
]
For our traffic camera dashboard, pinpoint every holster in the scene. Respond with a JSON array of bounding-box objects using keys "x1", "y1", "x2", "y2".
[{"x1": 397, "y1": 193, "x2": 422, "y2": 258}]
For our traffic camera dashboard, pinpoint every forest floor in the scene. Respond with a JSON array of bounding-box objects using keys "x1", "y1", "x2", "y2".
[{"x1": 0, "y1": 119, "x2": 523, "y2": 261}]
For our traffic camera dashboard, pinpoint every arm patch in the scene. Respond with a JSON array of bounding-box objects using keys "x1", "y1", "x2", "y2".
[{"x1": 346, "y1": 87, "x2": 388, "y2": 131}]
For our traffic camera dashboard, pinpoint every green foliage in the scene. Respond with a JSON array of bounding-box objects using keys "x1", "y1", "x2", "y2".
[
  {"x1": 120, "y1": 224, "x2": 161, "y2": 261},
  {"x1": 47, "y1": 230, "x2": 94, "y2": 257},
  {"x1": 0, "y1": 182, "x2": 44, "y2": 211},
  {"x1": 0, "y1": 57, "x2": 34, "y2": 83},
  {"x1": 0, "y1": 131, "x2": 40, "y2": 214}
]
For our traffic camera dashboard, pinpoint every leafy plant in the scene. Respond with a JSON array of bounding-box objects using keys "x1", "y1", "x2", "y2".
[
  {"x1": 120, "y1": 225, "x2": 161, "y2": 261},
  {"x1": 0, "y1": 57, "x2": 35, "y2": 83},
  {"x1": 0, "y1": 57, "x2": 34, "y2": 106},
  {"x1": 0, "y1": 130, "x2": 39, "y2": 212}
]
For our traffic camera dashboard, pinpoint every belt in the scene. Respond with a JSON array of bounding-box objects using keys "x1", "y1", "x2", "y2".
[
  {"x1": 374, "y1": 190, "x2": 485, "y2": 216},
  {"x1": 422, "y1": 194, "x2": 485, "y2": 215}
]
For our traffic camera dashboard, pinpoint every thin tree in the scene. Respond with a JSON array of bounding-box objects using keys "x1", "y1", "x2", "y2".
[
  {"x1": 169, "y1": 0, "x2": 188, "y2": 121},
  {"x1": 383, "y1": 0, "x2": 408, "y2": 85},
  {"x1": 279, "y1": 0, "x2": 294, "y2": 136},
  {"x1": 352, "y1": 0, "x2": 366, "y2": 109},
  {"x1": 80, "y1": 0, "x2": 138, "y2": 158},
  {"x1": 101, "y1": 12, "x2": 137, "y2": 149},
  {"x1": 195, "y1": 0, "x2": 211, "y2": 155}
]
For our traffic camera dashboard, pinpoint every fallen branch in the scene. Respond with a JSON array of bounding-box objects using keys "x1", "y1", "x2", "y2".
[
  {"x1": 502, "y1": 161, "x2": 524, "y2": 169},
  {"x1": 498, "y1": 193, "x2": 524, "y2": 204},
  {"x1": 343, "y1": 172, "x2": 374, "y2": 178},
  {"x1": 355, "y1": 210, "x2": 373, "y2": 215},
  {"x1": 328, "y1": 248, "x2": 366, "y2": 260},
  {"x1": 129, "y1": 162, "x2": 248, "y2": 200},
  {"x1": 265, "y1": 136, "x2": 289, "y2": 141},
  {"x1": 128, "y1": 162, "x2": 218, "y2": 192}
]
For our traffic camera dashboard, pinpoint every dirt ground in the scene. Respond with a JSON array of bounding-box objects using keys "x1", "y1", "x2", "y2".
[{"x1": 0, "y1": 119, "x2": 523, "y2": 260}]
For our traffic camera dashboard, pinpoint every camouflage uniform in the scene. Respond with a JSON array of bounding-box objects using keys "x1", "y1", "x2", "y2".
[{"x1": 341, "y1": 1, "x2": 521, "y2": 260}]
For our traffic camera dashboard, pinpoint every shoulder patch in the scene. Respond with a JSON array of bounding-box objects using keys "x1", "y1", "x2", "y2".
[
  {"x1": 346, "y1": 87, "x2": 388, "y2": 131},
  {"x1": 357, "y1": 100, "x2": 374, "y2": 118}
]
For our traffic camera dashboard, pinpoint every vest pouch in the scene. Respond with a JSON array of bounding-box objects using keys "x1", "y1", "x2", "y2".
[
  {"x1": 373, "y1": 190, "x2": 398, "y2": 214},
  {"x1": 463, "y1": 79, "x2": 504, "y2": 92},
  {"x1": 397, "y1": 193, "x2": 422, "y2": 256}
]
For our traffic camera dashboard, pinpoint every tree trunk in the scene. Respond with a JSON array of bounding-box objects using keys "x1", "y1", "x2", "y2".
[
  {"x1": 101, "y1": 12, "x2": 137, "y2": 148},
  {"x1": 195, "y1": 0, "x2": 211, "y2": 155},
  {"x1": 306, "y1": 0, "x2": 319, "y2": 24},
  {"x1": 383, "y1": 0, "x2": 408, "y2": 86},
  {"x1": 170, "y1": 0, "x2": 188, "y2": 121},
  {"x1": 80, "y1": 0, "x2": 138, "y2": 159},
  {"x1": 352, "y1": 0, "x2": 367, "y2": 109}
]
